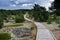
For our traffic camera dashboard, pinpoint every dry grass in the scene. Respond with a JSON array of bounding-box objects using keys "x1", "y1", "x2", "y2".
[
  {"x1": 31, "y1": 28, "x2": 37, "y2": 40},
  {"x1": 4, "y1": 23, "x2": 23, "y2": 27},
  {"x1": 42, "y1": 22, "x2": 60, "y2": 30},
  {"x1": 41, "y1": 22, "x2": 60, "y2": 40}
]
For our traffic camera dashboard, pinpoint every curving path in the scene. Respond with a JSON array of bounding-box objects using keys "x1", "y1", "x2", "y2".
[
  {"x1": 24, "y1": 13, "x2": 56, "y2": 40},
  {"x1": 35, "y1": 22, "x2": 56, "y2": 40}
]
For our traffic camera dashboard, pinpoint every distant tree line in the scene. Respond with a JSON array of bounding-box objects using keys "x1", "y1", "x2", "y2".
[{"x1": 0, "y1": 4, "x2": 49, "y2": 22}]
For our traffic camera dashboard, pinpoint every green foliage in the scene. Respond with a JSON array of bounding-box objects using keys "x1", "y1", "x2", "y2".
[
  {"x1": 0, "y1": 4, "x2": 50, "y2": 22},
  {"x1": 47, "y1": 19, "x2": 52, "y2": 24},
  {"x1": 53, "y1": 14, "x2": 56, "y2": 21},
  {"x1": 47, "y1": 16, "x2": 52, "y2": 24},
  {"x1": 0, "y1": 22, "x2": 3, "y2": 29},
  {"x1": 0, "y1": 33, "x2": 11, "y2": 40},
  {"x1": 15, "y1": 15, "x2": 24, "y2": 23},
  {"x1": 0, "y1": 18, "x2": 3, "y2": 29},
  {"x1": 8, "y1": 23, "x2": 23, "y2": 27},
  {"x1": 30, "y1": 4, "x2": 49, "y2": 22},
  {"x1": 55, "y1": 16, "x2": 60, "y2": 24},
  {"x1": 31, "y1": 25, "x2": 37, "y2": 30},
  {"x1": 50, "y1": 0, "x2": 60, "y2": 16},
  {"x1": 58, "y1": 25, "x2": 60, "y2": 28}
]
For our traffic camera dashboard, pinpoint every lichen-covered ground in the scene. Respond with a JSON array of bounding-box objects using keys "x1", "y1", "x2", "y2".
[{"x1": 0, "y1": 22, "x2": 37, "y2": 40}]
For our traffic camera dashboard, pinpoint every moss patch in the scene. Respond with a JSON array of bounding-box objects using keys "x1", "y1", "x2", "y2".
[{"x1": 0, "y1": 33, "x2": 11, "y2": 40}]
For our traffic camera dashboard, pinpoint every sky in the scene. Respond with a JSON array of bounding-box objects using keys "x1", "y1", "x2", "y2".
[{"x1": 0, "y1": 0, "x2": 54, "y2": 10}]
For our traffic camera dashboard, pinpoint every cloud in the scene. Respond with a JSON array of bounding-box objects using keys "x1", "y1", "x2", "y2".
[
  {"x1": 50, "y1": 0, "x2": 54, "y2": 1},
  {"x1": 11, "y1": 0, "x2": 33, "y2": 4},
  {"x1": 22, "y1": 4, "x2": 33, "y2": 7},
  {"x1": 0, "y1": 0, "x2": 54, "y2": 10},
  {"x1": 16, "y1": 0, "x2": 29, "y2": 2},
  {"x1": 35, "y1": 0, "x2": 54, "y2": 10},
  {"x1": 10, "y1": 0, "x2": 14, "y2": 1},
  {"x1": 10, "y1": 4, "x2": 16, "y2": 7},
  {"x1": 43, "y1": 3, "x2": 51, "y2": 10},
  {"x1": 15, "y1": 1, "x2": 20, "y2": 4}
]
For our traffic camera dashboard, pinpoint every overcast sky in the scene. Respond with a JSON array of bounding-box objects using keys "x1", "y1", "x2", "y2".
[{"x1": 0, "y1": 0, "x2": 54, "y2": 10}]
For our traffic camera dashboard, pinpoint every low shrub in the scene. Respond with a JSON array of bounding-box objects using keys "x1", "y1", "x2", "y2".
[
  {"x1": 0, "y1": 18, "x2": 3, "y2": 29},
  {"x1": 31, "y1": 25, "x2": 37, "y2": 30},
  {"x1": 15, "y1": 15, "x2": 25, "y2": 23},
  {"x1": 47, "y1": 18, "x2": 52, "y2": 24},
  {"x1": 58, "y1": 25, "x2": 60, "y2": 28},
  {"x1": 55, "y1": 17, "x2": 60, "y2": 24},
  {"x1": 0, "y1": 33, "x2": 11, "y2": 40}
]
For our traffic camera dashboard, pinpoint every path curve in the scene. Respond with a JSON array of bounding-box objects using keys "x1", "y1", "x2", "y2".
[{"x1": 24, "y1": 13, "x2": 57, "y2": 40}]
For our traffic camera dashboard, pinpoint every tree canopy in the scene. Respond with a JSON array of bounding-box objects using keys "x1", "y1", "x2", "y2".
[
  {"x1": 32, "y1": 4, "x2": 49, "y2": 22},
  {"x1": 50, "y1": 0, "x2": 60, "y2": 16}
]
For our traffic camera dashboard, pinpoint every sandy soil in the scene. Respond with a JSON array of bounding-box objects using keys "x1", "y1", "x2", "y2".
[{"x1": 51, "y1": 29, "x2": 60, "y2": 40}]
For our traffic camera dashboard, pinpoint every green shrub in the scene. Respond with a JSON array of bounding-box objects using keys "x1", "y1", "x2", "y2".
[
  {"x1": 47, "y1": 18, "x2": 52, "y2": 24},
  {"x1": 15, "y1": 15, "x2": 24, "y2": 23},
  {"x1": 58, "y1": 25, "x2": 60, "y2": 28},
  {"x1": 0, "y1": 33, "x2": 11, "y2": 40},
  {"x1": 8, "y1": 23, "x2": 23, "y2": 27},
  {"x1": 31, "y1": 25, "x2": 37, "y2": 30},
  {"x1": 0, "y1": 18, "x2": 3, "y2": 29},
  {"x1": 47, "y1": 15, "x2": 55, "y2": 24},
  {"x1": 0, "y1": 22, "x2": 3, "y2": 29},
  {"x1": 31, "y1": 27, "x2": 36, "y2": 30},
  {"x1": 55, "y1": 20, "x2": 60, "y2": 24},
  {"x1": 55, "y1": 17, "x2": 60, "y2": 24}
]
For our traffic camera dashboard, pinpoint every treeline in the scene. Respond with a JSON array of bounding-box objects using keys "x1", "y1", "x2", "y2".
[
  {"x1": 0, "y1": 3, "x2": 60, "y2": 22},
  {"x1": 49, "y1": 0, "x2": 60, "y2": 16},
  {"x1": 0, "y1": 2, "x2": 60, "y2": 28},
  {"x1": 0, "y1": 9, "x2": 30, "y2": 18},
  {"x1": 0, "y1": 4, "x2": 50, "y2": 22}
]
